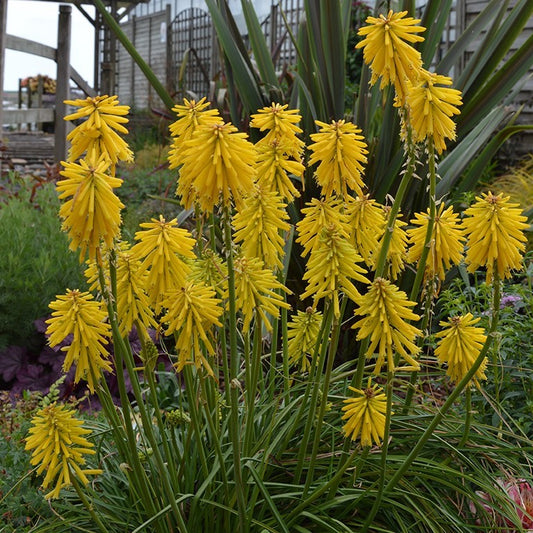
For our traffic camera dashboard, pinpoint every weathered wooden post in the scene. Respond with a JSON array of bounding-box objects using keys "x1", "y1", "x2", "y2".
[
  {"x1": 0, "y1": 0, "x2": 7, "y2": 137},
  {"x1": 55, "y1": 4, "x2": 71, "y2": 163}
]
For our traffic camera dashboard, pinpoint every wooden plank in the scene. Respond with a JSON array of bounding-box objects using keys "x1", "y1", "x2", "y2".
[
  {"x1": 0, "y1": 0, "x2": 7, "y2": 132},
  {"x1": 3, "y1": 108, "x2": 55, "y2": 123},
  {"x1": 55, "y1": 5, "x2": 71, "y2": 163},
  {"x1": 5, "y1": 34, "x2": 56, "y2": 60}
]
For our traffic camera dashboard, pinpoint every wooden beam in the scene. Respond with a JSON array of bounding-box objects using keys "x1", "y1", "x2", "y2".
[
  {"x1": 5, "y1": 34, "x2": 56, "y2": 61},
  {"x1": 55, "y1": 5, "x2": 72, "y2": 163},
  {"x1": 0, "y1": 0, "x2": 7, "y2": 135},
  {"x1": 2, "y1": 108, "x2": 55, "y2": 124}
]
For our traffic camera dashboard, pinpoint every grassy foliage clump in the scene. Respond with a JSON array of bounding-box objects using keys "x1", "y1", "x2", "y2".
[{"x1": 0, "y1": 175, "x2": 84, "y2": 350}]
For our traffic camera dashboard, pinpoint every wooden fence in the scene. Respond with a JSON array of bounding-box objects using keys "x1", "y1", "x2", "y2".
[{"x1": 1, "y1": 3, "x2": 96, "y2": 162}]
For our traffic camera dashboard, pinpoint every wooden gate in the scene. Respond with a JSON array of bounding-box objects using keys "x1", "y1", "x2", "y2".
[{"x1": 170, "y1": 7, "x2": 213, "y2": 100}]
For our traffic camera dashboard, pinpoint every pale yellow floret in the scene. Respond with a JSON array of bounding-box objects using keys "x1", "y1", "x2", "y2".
[
  {"x1": 342, "y1": 381, "x2": 389, "y2": 447},
  {"x1": 308, "y1": 120, "x2": 368, "y2": 199},
  {"x1": 435, "y1": 313, "x2": 487, "y2": 386}
]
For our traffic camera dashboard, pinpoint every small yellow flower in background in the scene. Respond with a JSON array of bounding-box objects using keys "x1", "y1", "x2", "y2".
[
  {"x1": 435, "y1": 313, "x2": 487, "y2": 386},
  {"x1": 407, "y1": 203, "x2": 465, "y2": 282},
  {"x1": 342, "y1": 380, "x2": 389, "y2": 447},
  {"x1": 46, "y1": 290, "x2": 112, "y2": 392},
  {"x1": 353, "y1": 277, "x2": 421, "y2": 374},
  {"x1": 300, "y1": 225, "x2": 369, "y2": 318},
  {"x1": 250, "y1": 103, "x2": 304, "y2": 157},
  {"x1": 462, "y1": 192, "x2": 529, "y2": 282},
  {"x1": 168, "y1": 97, "x2": 222, "y2": 170},
  {"x1": 58, "y1": 152, "x2": 124, "y2": 261},
  {"x1": 232, "y1": 255, "x2": 291, "y2": 332},
  {"x1": 372, "y1": 207, "x2": 409, "y2": 280},
  {"x1": 115, "y1": 244, "x2": 157, "y2": 336},
  {"x1": 308, "y1": 120, "x2": 368, "y2": 199},
  {"x1": 25, "y1": 402, "x2": 103, "y2": 499},
  {"x1": 178, "y1": 122, "x2": 256, "y2": 212},
  {"x1": 345, "y1": 194, "x2": 385, "y2": 267},
  {"x1": 287, "y1": 307, "x2": 324, "y2": 372},
  {"x1": 131, "y1": 216, "x2": 196, "y2": 313},
  {"x1": 161, "y1": 281, "x2": 223, "y2": 377},
  {"x1": 356, "y1": 10, "x2": 425, "y2": 103},
  {"x1": 64, "y1": 95, "x2": 133, "y2": 164},
  {"x1": 296, "y1": 197, "x2": 349, "y2": 258},
  {"x1": 407, "y1": 70, "x2": 462, "y2": 153},
  {"x1": 233, "y1": 185, "x2": 290, "y2": 271},
  {"x1": 255, "y1": 140, "x2": 303, "y2": 201},
  {"x1": 188, "y1": 249, "x2": 228, "y2": 298}
]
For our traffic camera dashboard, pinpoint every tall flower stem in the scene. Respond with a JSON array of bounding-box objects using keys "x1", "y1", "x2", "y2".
[
  {"x1": 278, "y1": 303, "x2": 334, "y2": 455},
  {"x1": 294, "y1": 302, "x2": 335, "y2": 485},
  {"x1": 95, "y1": 260, "x2": 162, "y2": 527},
  {"x1": 244, "y1": 315, "x2": 262, "y2": 456},
  {"x1": 303, "y1": 299, "x2": 346, "y2": 496},
  {"x1": 352, "y1": 125, "x2": 418, "y2": 391},
  {"x1": 359, "y1": 370, "x2": 394, "y2": 529},
  {"x1": 372, "y1": 121, "x2": 418, "y2": 280},
  {"x1": 222, "y1": 205, "x2": 247, "y2": 531},
  {"x1": 360, "y1": 276, "x2": 502, "y2": 531},
  {"x1": 403, "y1": 140, "x2": 438, "y2": 411},
  {"x1": 100, "y1": 257, "x2": 188, "y2": 532},
  {"x1": 71, "y1": 475, "x2": 110, "y2": 533}
]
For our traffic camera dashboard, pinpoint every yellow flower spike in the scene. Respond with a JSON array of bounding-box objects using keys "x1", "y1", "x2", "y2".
[
  {"x1": 25, "y1": 402, "x2": 102, "y2": 499},
  {"x1": 46, "y1": 290, "x2": 112, "y2": 393},
  {"x1": 168, "y1": 97, "x2": 222, "y2": 170},
  {"x1": 345, "y1": 194, "x2": 386, "y2": 267},
  {"x1": 161, "y1": 281, "x2": 223, "y2": 377},
  {"x1": 58, "y1": 151, "x2": 124, "y2": 262},
  {"x1": 131, "y1": 216, "x2": 196, "y2": 314},
  {"x1": 342, "y1": 380, "x2": 389, "y2": 447},
  {"x1": 232, "y1": 255, "x2": 291, "y2": 333},
  {"x1": 255, "y1": 139, "x2": 303, "y2": 201},
  {"x1": 233, "y1": 185, "x2": 291, "y2": 271},
  {"x1": 435, "y1": 313, "x2": 488, "y2": 386},
  {"x1": 300, "y1": 225, "x2": 369, "y2": 318},
  {"x1": 407, "y1": 70, "x2": 462, "y2": 153},
  {"x1": 371, "y1": 207, "x2": 409, "y2": 280},
  {"x1": 178, "y1": 122, "x2": 257, "y2": 212},
  {"x1": 250, "y1": 103, "x2": 304, "y2": 157},
  {"x1": 356, "y1": 10, "x2": 425, "y2": 103},
  {"x1": 115, "y1": 243, "x2": 157, "y2": 336},
  {"x1": 353, "y1": 278, "x2": 421, "y2": 375},
  {"x1": 287, "y1": 307, "x2": 324, "y2": 373},
  {"x1": 308, "y1": 120, "x2": 368, "y2": 199},
  {"x1": 296, "y1": 197, "x2": 349, "y2": 258},
  {"x1": 462, "y1": 192, "x2": 529, "y2": 282},
  {"x1": 64, "y1": 95, "x2": 133, "y2": 163},
  {"x1": 407, "y1": 203, "x2": 465, "y2": 283}
]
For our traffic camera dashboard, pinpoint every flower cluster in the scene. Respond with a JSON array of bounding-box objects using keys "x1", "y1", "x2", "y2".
[
  {"x1": 357, "y1": 10, "x2": 462, "y2": 152},
  {"x1": 25, "y1": 402, "x2": 102, "y2": 499}
]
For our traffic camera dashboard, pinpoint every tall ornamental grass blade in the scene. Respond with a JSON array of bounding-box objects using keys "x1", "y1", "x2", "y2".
[
  {"x1": 459, "y1": 32, "x2": 533, "y2": 129},
  {"x1": 320, "y1": 0, "x2": 349, "y2": 118},
  {"x1": 204, "y1": 0, "x2": 265, "y2": 115},
  {"x1": 303, "y1": 2, "x2": 332, "y2": 117},
  {"x1": 454, "y1": 0, "x2": 510, "y2": 92},
  {"x1": 245, "y1": 465, "x2": 291, "y2": 533},
  {"x1": 419, "y1": 0, "x2": 453, "y2": 66},
  {"x1": 436, "y1": 106, "x2": 512, "y2": 196},
  {"x1": 459, "y1": 0, "x2": 533, "y2": 97},
  {"x1": 240, "y1": 0, "x2": 281, "y2": 96},
  {"x1": 453, "y1": 124, "x2": 533, "y2": 195},
  {"x1": 436, "y1": 0, "x2": 505, "y2": 75}
]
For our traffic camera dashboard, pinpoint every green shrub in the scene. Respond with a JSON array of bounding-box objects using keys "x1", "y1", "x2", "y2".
[
  {"x1": 0, "y1": 175, "x2": 85, "y2": 350},
  {"x1": 0, "y1": 391, "x2": 53, "y2": 531},
  {"x1": 437, "y1": 259, "x2": 533, "y2": 434}
]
